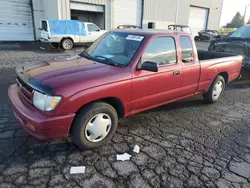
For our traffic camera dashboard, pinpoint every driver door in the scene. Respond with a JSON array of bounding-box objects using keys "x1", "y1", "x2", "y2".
[{"x1": 131, "y1": 36, "x2": 182, "y2": 112}]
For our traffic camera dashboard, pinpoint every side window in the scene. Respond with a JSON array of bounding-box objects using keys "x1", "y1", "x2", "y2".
[
  {"x1": 87, "y1": 24, "x2": 100, "y2": 32},
  {"x1": 141, "y1": 37, "x2": 177, "y2": 66},
  {"x1": 179, "y1": 36, "x2": 194, "y2": 63}
]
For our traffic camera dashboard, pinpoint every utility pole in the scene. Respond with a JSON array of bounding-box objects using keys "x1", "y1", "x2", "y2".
[
  {"x1": 244, "y1": 4, "x2": 249, "y2": 25},
  {"x1": 175, "y1": 0, "x2": 180, "y2": 24}
]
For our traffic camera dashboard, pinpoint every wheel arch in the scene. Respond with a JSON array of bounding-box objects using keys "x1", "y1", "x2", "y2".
[
  {"x1": 60, "y1": 37, "x2": 75, "y2": 44},
  {"x1": 75, "y1": 97, "x2": 125, "y2": 118},
  {"x1": 218, "y1": 72, "x2": 228, "y2": 84}
]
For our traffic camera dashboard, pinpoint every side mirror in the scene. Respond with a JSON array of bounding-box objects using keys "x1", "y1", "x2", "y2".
[{"x1": 140, "y1": 61, "x2": 159, "y2": 72}]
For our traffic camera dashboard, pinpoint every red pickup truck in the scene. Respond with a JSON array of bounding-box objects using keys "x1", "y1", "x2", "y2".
[{"x1": 8, "y1": 30, "x2": 242, "y2": 149}]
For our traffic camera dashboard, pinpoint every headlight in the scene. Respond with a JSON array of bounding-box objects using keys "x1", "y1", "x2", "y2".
[{"x1": 33, "y1": 91, "x2": 62, "y2": 111}]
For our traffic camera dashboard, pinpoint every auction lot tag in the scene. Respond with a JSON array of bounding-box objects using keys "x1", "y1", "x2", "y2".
[{"x1": 126, "y1": 35, "x2": 144, "y2": 41}]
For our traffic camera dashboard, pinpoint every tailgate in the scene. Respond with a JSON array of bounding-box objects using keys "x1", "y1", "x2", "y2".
[
  {"x1": 40, "y1": 30, "x2": 49, "y2": 40},
  {"x1": 40, "y1": 20, "x2": 50, "y2": 41}
]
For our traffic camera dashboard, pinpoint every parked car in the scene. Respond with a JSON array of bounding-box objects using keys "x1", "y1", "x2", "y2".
[
  {"x1": 168, "y1": 24, "x2": 192, "y2": 35},
  {"x1": 209, "y1": 24, "x2": 250, "y2": 69},
  {"x1": 195, "y1": 30, "x2": 220, "y2": 41},
  {"x1": 9, "y1": 30, "x2": 242, "y2": 149},
  {"x1": 116, "y1": 25, "x2": 141, "y2": 29},
  {"x1": 40, "y1": 19, "x2": 107, "y2": 50}
]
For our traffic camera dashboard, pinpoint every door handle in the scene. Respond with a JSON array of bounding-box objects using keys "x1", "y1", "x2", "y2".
[{"x1": 173, "y1": 71, "x2": 180, "y2": 76}]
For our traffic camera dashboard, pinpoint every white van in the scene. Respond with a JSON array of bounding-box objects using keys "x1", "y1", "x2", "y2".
[{"x1": 40, "y1": 19, "x2": 107, "y2": 50}]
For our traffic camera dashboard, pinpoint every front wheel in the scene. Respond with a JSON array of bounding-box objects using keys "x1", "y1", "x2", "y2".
[
  {"x1": 203, "y1": 75, "x2": 225, "y2": 103},
  {"x1": 71, "y1": 102, "x2": 118, "y2": 149}
]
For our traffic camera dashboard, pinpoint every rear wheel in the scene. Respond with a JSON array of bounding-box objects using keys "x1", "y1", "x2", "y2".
[
  {"x1": 71, "y1": 102, "x2": 118, "y2": 149},
  {"x1": 61, "y1": 38, "x2": 74, "y2": 50},
  {"x1": 203, "y1": 75, "x2": 225, "y2": 103}
]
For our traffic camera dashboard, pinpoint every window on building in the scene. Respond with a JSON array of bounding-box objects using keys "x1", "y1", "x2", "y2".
[
  {"x1": 141, "y1": 37, "x2": 177, "y2": 66},
  {"x1": 87, "y1": 24, "x2": 100, "y2": 32},
  {"x1": 148, "y1": 22, "x2": 155, "y2": 29},
  {"x1": 179, "y1": 36, "x2": 194, "y2": 63}
]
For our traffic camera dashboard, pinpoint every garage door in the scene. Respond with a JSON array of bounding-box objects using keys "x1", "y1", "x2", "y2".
[
  {"x1": 188, "y1": 6, "x2": 208, "y2": 37},
  {"x1": 70, "y1": 2, "x2": 105, "y2": 29},
  {"x1": 71, "y1": 2, "x2": 104, "y2": 12},
  {"x1": 0, "y1": 0, "x2": 34, "y2": 41},
  {"x1": 114, "y1": 0, "x2": 142, "y2": 28}
]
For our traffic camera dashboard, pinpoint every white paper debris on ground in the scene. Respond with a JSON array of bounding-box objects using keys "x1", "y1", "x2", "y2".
[
  {"x1": 40, "y1": 47, "x2": 45, "y2": 50},
  {"x1": 116, "y1": 153, "x2": 132, "y2": 161},
  {"x1": 133, "y1": 145, "x2": 140, "y2": 153},
  {"x1": 70, "y1": 166, "x2": 86, "y2": 174}
]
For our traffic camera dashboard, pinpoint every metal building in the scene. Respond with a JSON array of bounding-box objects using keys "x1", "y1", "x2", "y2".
[{"x1": 0, "y1": 0, "x2": 223, "y2": 41}]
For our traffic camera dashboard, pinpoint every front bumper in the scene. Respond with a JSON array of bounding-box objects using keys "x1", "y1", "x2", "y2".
[{"x1": 8, "y1": 84, "x2": 75, "y2": 140}]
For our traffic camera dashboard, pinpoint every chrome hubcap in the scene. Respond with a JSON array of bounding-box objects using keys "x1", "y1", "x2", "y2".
[
  {"x1": 212, "y1": 81, "x2": 223, "y2": 99},
  {"x1": 85, "y1": 113, "x2": 112, "y2": 142}
]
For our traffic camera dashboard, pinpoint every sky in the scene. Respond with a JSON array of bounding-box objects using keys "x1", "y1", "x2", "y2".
[{"x1": 220, "y1": 0, "x2": 250, "y2": 26}]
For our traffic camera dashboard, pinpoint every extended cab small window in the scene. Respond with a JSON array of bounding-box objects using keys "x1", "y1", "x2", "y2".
[
  {"x1": 179, "y1": 36, "x2": 194, "y2": 63},
  {"x1": 142, "y1": 37, "x2": 177, "y2": 66},
  {"x1": 87, "y1": 24, "x2": 100, "y2": 32}
]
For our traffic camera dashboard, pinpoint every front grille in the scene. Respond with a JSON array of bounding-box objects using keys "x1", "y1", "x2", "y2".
[{"x1": 16, "y1": 76, "x2": 33, "y2": 103}]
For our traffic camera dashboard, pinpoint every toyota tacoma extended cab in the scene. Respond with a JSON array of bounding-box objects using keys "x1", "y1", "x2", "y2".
[{"x1": 8, "y1": 30, "x2": 242, "y2": 149}]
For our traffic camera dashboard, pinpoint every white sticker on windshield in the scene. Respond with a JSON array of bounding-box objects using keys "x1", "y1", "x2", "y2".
[{"x1": 126, "y1": 35, "x2": 144, "y2": 41}]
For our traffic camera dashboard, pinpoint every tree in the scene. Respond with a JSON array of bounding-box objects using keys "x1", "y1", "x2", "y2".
[{"x1": 225, "y1": 12, "x2": 244, "y2": 28}]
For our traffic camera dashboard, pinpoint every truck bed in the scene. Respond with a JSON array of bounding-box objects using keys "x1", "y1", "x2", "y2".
[
  {"x1": 196, "y1": 50, "x2": 242, "y2": 93},
  {"x1": 197, "y1": 50, "x2": 236, "y2": 60}
]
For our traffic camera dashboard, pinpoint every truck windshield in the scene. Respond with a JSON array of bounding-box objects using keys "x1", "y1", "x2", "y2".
[
  {"x1": 83, "y1": 31, "x2": 145, "y2": 66},
  {"x1": 230, "y1": 25, "x2": 250, "y2": 38}
]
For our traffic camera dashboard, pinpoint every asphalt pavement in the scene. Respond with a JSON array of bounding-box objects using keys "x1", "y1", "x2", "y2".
[{"x1": 0, "y1": 42, "x2": 250, "y2": 188}]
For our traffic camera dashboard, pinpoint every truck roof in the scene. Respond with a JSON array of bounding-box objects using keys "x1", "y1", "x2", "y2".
[{"x1": 113, "y1": 29, "x2": 189, "y2": 37}]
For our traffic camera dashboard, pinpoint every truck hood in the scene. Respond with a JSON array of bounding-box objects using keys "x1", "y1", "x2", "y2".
[{"x1": 21, "y1": 55, "x2": 130, "y2": 95}]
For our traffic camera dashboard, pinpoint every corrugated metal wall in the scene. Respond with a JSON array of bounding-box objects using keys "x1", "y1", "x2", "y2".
[
  {"x1": 207, "y1": 0, "x2": 223, "y2": 30},
  {"x1": 32, "y1": 0, "x2": 45, "y2": 39},
  {"x1": 143, "y1": 0, "x2": 178, "y2": 22},
  {"x1": 58, "y1": 0, "x2": 70, "y2": 19},
  {"x1": 143, "y1": 0, "x2": 223, "y2": 30},
  {"x1": 70, "y1": 0, "x2": 105, "y2": 5}
]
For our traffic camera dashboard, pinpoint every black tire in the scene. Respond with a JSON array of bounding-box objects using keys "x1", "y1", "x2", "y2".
[
  {"x1": 203, "y1": 75, "x2": 225, "y2": 103},
  {"x1": 61, "y1": 38, "x2": 74, "y2": 50},
  {"x1": 71, "y1": 102, "x2": 118, "y2": 149},
  {"x1": 194, "y1": 36, "x2": 199, "y2": 41}
]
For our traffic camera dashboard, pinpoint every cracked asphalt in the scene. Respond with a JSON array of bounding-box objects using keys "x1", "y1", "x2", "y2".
[{"x1": 1, "y1": 43, "x2": 250, "y2": 188}]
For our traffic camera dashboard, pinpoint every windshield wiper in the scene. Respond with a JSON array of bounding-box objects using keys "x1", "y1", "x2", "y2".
[{"x1": 94, "y1": 55, "x2": 123, "y2": 67}]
